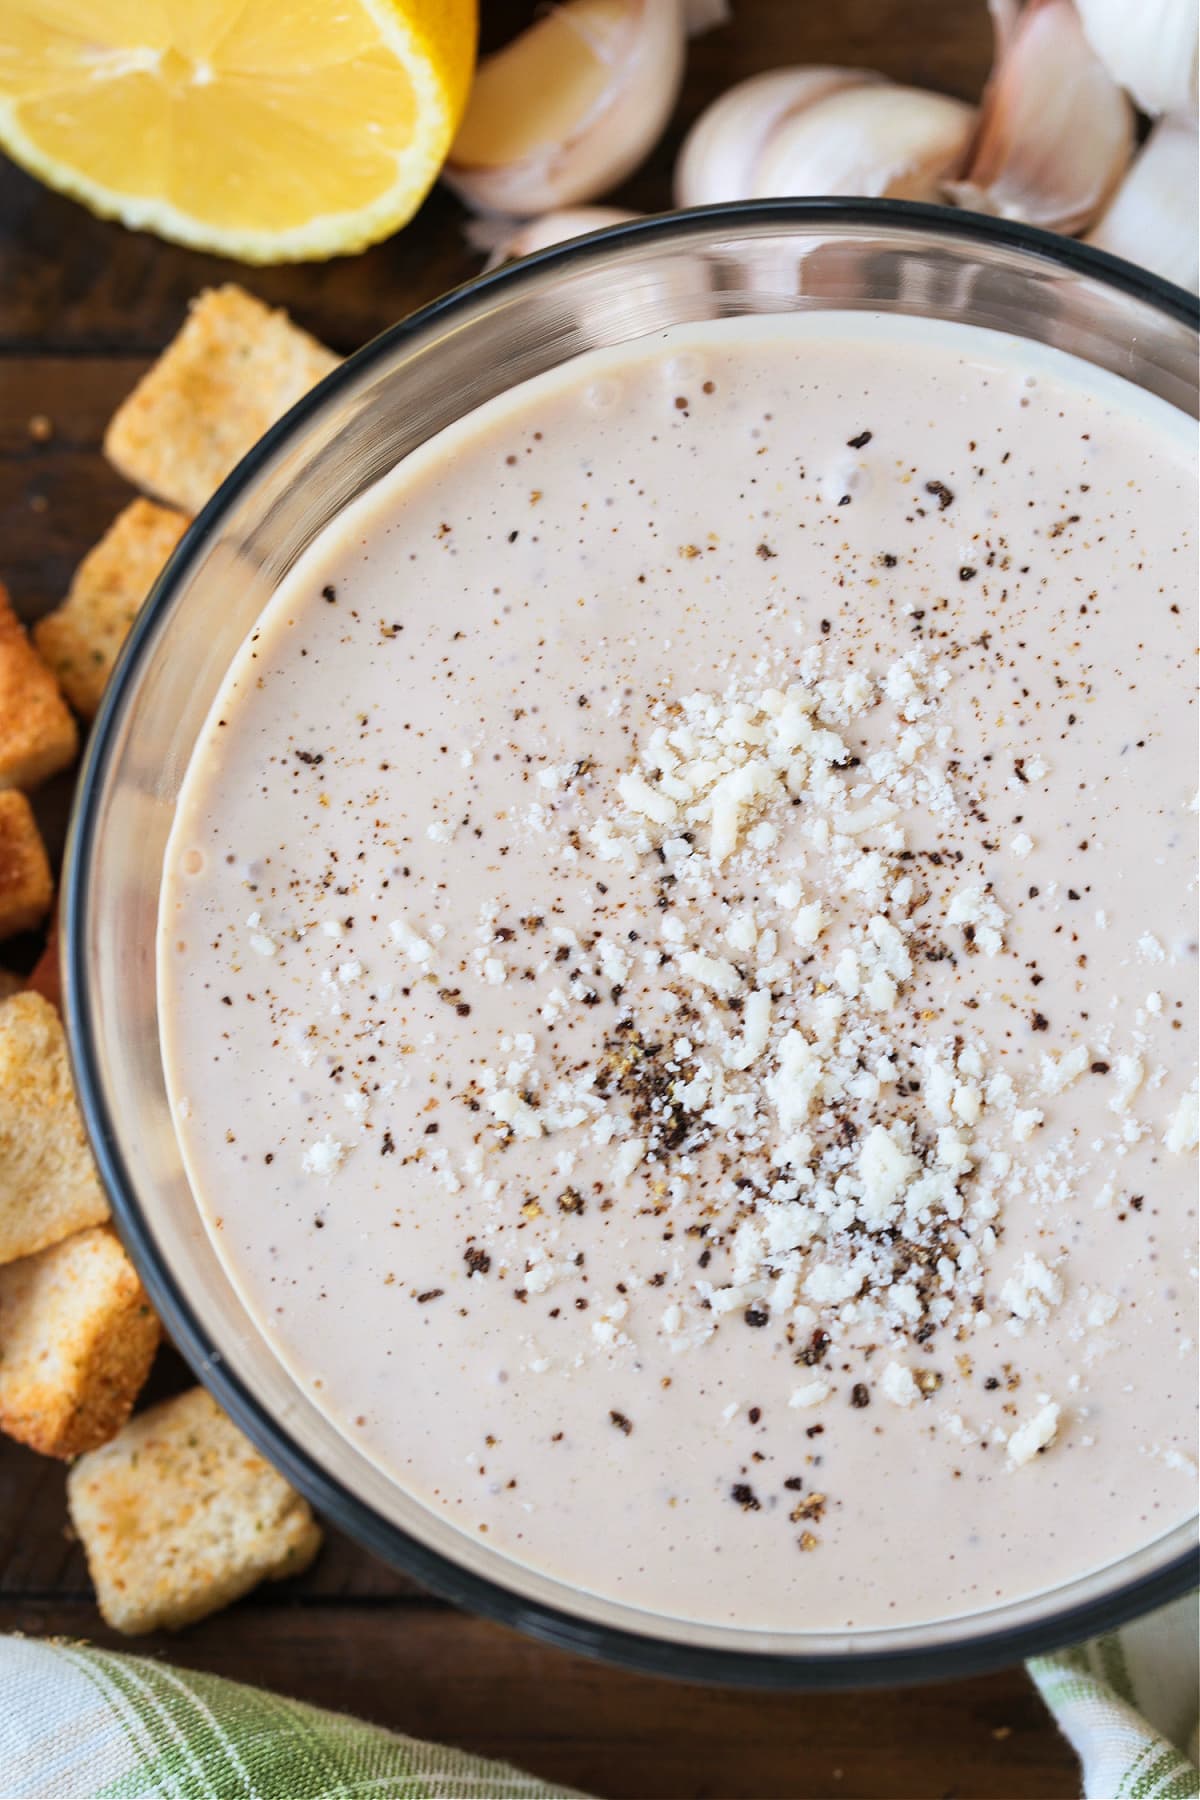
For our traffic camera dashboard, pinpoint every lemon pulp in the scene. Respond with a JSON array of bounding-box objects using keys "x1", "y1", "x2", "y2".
[{"x1": 0, "y1": 0, "x2": 477, "y2": 261}]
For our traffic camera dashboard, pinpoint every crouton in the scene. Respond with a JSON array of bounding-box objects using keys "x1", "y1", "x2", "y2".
[
  {"x1": 0, "y1": 792, "x2": 53, "y2": 939},
  {"x1": 0, "y1": 1225, "x2": 159, "y2": 1457},
  {"x1": 68, "y1": 1386, "x2": 321, "y2": 1634},
  {"x1": 104, "y1": 286, "x2": 339, "y2": 514},
  {"x1": 35, "y1": 501, "x2": 189, "y2": 719},
  {"x1": 0, "y1": 586, "x2": 78, "y2": 789},
  {"x1": 0, "y1": 992, "x2": 108, "y2": 1264},
  {"x1": 25, "y1": 917, "x2": 60, "y2": 1010}
]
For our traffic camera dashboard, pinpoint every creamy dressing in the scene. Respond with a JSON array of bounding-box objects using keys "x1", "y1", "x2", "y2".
[{"x1": 158, "y1": 315, "x2": 1198, "y2": 1631}]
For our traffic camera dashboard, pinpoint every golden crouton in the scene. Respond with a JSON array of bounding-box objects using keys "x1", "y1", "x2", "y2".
[
  {"x1": 0, "y1": 792, "x2": 53, "y2": 940},
  {"x1": 0, "y1": 1225, "x2": 159, "y2": 1457},
  {"x1": 104, "y1": 285, "x2": 339, "y2": 515},
  {"x1": 35, "y1": 501, "x2": 189, "y2": 719},
  {"x1": 0, "y1": 992, "x2": 108, "y2": 1265},
  {"x1": 25, "y1": 917, "x2": 60, "y2": 1010},
  {"x1": 68, "y1": 1386, "x2": 322, "y2": 1634},
  {"x1": 0, "y1": 586, "x2": 77, "y2": 789}
]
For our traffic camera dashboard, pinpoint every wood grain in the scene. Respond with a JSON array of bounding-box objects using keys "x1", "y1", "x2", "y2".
[{"x1": 0, "y1": 1, "x2": 1083, "y2": 1793}]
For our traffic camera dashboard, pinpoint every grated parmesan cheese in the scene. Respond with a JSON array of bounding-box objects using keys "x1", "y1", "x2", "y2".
[
  {"x1": 302, "y1": 1136, "x2": 345, "y2": 1176},
  {"x1": 1007, "y1": 1401, "x2": 1061, "y2": 1468}
]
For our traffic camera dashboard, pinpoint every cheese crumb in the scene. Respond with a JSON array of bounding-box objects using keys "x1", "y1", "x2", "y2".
[
  {"x1": 1001, "y1": 1253, "x2": 1063, "y2": 1327},
  {"x1": 857, "y1": 1123, "x2": 918, "y2": 1226},
  {"x1": 389, "y1": 918, "x2": 433, "y2": 964},
  {"x1": 725, "y1": 988, "x2": 772, "y2": 1071},
  {"x1": 1165, "y1": 1085, "x2": 1199, "y2": 1154},
  {"x1": 1087, "y1": 1293, "x2": 1119, "y2": 1329},
  {"x1": 678, "y1": 950, "x2": 741, "y2": 997},
  {"x1": 1109, "y1": 1055, "x2": 1144, "y2": 1115},
  {"x1": 485, "y1": 1088, "x2": 543, "y2": 1139},
  {"x1": 1007, "y1": 1401, "x2": 1060, "y2": 1468},
  {"x1": 1040, "y1": 1044, "x2": 1090, "y2": 1095},
  {"x1": 792, "y1": 901, "x2": 825, "y2": 946},
  {"x1": 946, "y1": 885, "x2": 1006, "y2": 956},
  {"x1": 788, "y1": 1379, "x2": 830, "y2": 1408},
  {"x1": 302, "y1": 1136, "x2": 345, "y2": 1176},
  {"x1": 611, "y1": 1138, "x2": 646, "y2": 1185},
  {"x1": 879, "y1": 1362, "x2": 919, "y2": 1407},
  {"x1": 619, "y1": 770, "x2": 678, "y2": 827}
]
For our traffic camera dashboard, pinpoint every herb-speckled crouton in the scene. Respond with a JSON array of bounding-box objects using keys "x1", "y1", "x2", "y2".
[
  {"x1": 35, "y1": 500, "x2": 189, "y2": 718},
  {"x1": 0, "y1": 585, "x2": 77, "y2": 789},
  {"x1": 0, "y1": 1226, "x2": 159, "y2": 1457},
  {"x1": 103, "y1": 286, "x2": 339, "y2": 514},
  {"x1": 68, "y1": 1386, "x2": 322, "y2": 1634},
  {"x1": 0, "y1": 992, "x2": 108, "y2": 1264},
  {"x1": 0, "y1": 792, "x2": 53, "y2": 940}
]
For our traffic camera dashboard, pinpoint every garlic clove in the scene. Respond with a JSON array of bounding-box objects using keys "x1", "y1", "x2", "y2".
[
  {"x1": 750, "y1": 85, "x2": 976, "y2": 203},
  {"x1": 945, "y1": 0, "x2": 1134, "y2": 235},
  {"x1": 444, "y1": 0, "x2": 686, "y2": 217},
  {"x1": 674, "y1": 67, "x2": 882, "y2": 208},
  {"x1": 1087, "y1": 116, "x2": 1199, "y2": 293},
  {"x1": 988, "y1": 0, "x2": 1023, "y2": 61},
  {"x1": 1075, "y1": 0, "x2": 1198, "y2": 119},
  {"x1": 467, "y1": 206, "x2": 642, "y2": 270},
  {"x1": 683, "y1": 0, "x2": 733, "y2": 34}
]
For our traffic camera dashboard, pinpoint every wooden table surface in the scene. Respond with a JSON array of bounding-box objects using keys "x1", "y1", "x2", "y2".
[{"x1": 0, "y1": 2, "x2": 1081, "y2": 1794}]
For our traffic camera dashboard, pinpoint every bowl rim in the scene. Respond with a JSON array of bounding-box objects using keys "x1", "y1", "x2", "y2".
[{"x1": 64, "y1": 197, "x2": 1199, "y2": 1689}]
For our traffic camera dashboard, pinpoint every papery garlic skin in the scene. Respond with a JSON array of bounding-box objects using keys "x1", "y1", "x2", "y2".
[
  {"x1": 1076, "y1": 0, "x2": 1199, "y2": 118},
  {"x1": 1087, "y1": 117, "x2": 1199, "y2": 293},
  {"x1": 946, "y1": 0, "x2": 1133, "y2": 235},
  {"x1": 470, "y1": 207, "x2": 642, "y2": 270},
  {"x1": 674, "y1": 67, "x2": 878, "y2": 208},
  {"x1": 751, "y1": 84, "x2": 975, "y2": 203},
  {"x1": 445, "y1": 0, "x2": 686, "y2": 217}
]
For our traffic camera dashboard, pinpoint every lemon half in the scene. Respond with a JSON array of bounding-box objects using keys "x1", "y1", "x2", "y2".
[{"x1": 0, "y1": 0, "x2": 477, "y2": 262}]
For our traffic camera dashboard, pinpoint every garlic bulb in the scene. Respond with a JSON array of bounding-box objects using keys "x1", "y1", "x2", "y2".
[
  {"x1": 1087, "y1": 117, "x2": 1199, "y2": 293},
  {"x1": 751, "y1": 84, "x2": 976, "y2": 203},
  {"x1": 444, "y1": 0, "x2": 686, "y2": 217},
  {"x1": 468, "y1": 207, "x2": 642, "y2": 270},
  {"x1": 1075, "y1": 0, "x2": 1199, "y2": 118},
  {"x1": 946, "y1": 0, "x2": 1134, "y2": 235},
  {"x1": 675, "y1": 67, "x2": 880, "y2": 208}
]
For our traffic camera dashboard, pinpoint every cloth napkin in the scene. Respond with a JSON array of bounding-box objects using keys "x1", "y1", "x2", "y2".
[
  {"x1": 0, "y1": 1635, "x2": 583, "y2": 1799},
  {"x1": 2, "y1": 1604, "x2": 1196, "y2": 1799},
  {"x1": 1029, "y1": 1594, "x2": 1199, "y2": 1800}
]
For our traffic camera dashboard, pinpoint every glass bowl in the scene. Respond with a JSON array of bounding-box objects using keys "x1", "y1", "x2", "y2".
[{"x1": 64, "y1": 200, "x2": 1199, "y2": 1688}]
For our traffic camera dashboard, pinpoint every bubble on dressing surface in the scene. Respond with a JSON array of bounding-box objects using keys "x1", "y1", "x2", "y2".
[
  {"x1": 584, "y1": 377, "x2": 622, "y2": 415},
  {"x1": 664, "y1": 350, "x2": 705, "y2": 385}
]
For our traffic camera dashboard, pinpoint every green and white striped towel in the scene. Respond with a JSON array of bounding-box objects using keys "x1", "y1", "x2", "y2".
[
  {"x1": 0, "y1": 1636, "x2": 584, "y2": 1799},
  {"x1": 1, "y1": 1600, "x2": 1196, "y2": 1799},
  {"x1": 1029, "y1": 1594, "x2": 1199, "y2": 1800}
]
